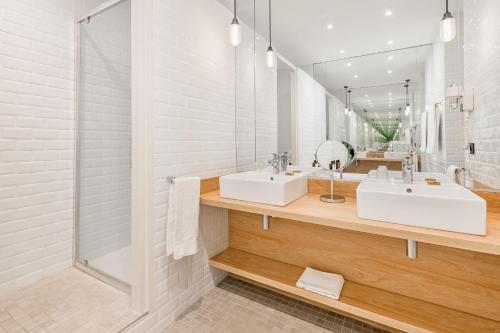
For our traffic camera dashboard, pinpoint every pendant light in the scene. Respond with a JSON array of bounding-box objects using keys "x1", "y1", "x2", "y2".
[
  {"x1": 229, "y1": 0, "x2": 241, "y2": 46},
  {"x1": 348, "y1": 90, "x2": 353, "y2": 117},
  {"x1": 404, "y1": 79, "x2": 411, "y2": 116},
  {"x1": 364, "y1": 110, "x2": 368, "y2": 131},
  {"x1": 266, "y1": 0, "x2": 275, "y2": 68},
  {"x1": 440, "y1": 0, "x2": 456, "y2": 42},
  {"x1": 344, "y1": 86, "x2": 349, "y2": 115}
]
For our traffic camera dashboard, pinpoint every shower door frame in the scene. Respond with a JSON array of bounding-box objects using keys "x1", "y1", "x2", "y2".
[{"x1": 74, "y1": 0, "x2": 154, "y2": 314}]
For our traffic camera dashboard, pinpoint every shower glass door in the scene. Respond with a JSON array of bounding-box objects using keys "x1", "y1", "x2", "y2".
[{"x1": 76, "y1": 0, "x2": 131, "y2": 286}]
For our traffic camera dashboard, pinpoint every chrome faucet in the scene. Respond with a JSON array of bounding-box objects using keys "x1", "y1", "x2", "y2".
[
  {"x1": 280, "y1": 152, "x2": 292, "y2": 173},
  {"x1": 268, "y1": 154, "x2": 281, "y2": 175},
  {"x1": 268, "y1": 153, "x2": 292, "y2": 174},
  {"x1": 402, "y1": 155, "x2": 414, "y2": 184}
]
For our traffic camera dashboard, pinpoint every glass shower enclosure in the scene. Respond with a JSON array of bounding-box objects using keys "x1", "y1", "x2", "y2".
[{"x1": 75, "y1": 0, "x2": 132, "y2": 289}]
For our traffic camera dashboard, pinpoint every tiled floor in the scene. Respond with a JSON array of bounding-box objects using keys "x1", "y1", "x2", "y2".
[
  {"x1": 0, "y1": 268, "x2": 141, "y2": 333},
  {"x1": 164, "y1": 277, "x2": 389, "y2": 333}
]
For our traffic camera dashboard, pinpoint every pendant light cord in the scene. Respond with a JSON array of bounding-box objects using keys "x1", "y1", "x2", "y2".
[
  {"x1": 268, "y1": 0, "x2": 272, "y2": 46},
  {"x1": 234, "y1": 0, "x2": 237, "y2": 19},
  {"x1": 445, "y1": 0, "x2": 449, "y2": 13}
]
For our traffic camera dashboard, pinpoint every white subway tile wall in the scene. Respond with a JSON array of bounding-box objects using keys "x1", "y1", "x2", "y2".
[
  {"x1": 327, "y1": 95, "x2": 347, "y2": 143},
  {"x1": 255, "y1": 36, "x2": 278, "y2": 164},
  {"x1": 235, "y1": 24, "x2": 278, "y2": 171},
  {"x1": 77, "y1": 0, "x2": 132, "y2": 261},
  {"x1": 0, "y1": 0, "x2": 75, "y2": 295},
  {"x1": 235, "y1": 22, "x2": 256, "y2": 171},
  {"x1": 421, "y1": 10, "x2": 466, "y2": 176},
  {"x1": 464, "y1": 0, "x2": 500, "y2": 188},
  {"x1": 129, "y1": 0, "x2": 234, "y2": 331},
  {"x1": 443, "y1": 10, "x2": 465, "y2": 169},
  {"x1": 421, "y1": 39, "x2": 448, "y2": 173},
  {"x1": 296, "y1": 68, "x2": 326, "y2": 166}
]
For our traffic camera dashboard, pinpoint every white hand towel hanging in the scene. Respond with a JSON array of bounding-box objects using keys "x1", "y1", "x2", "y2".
[
  {"x1": 420, "y1": 111, "x2": 428, "y2": 152},
  {"x1": 296, "y1": 267, "x2": 345, "y2": 300},
  {"x1": 446, "y1": 165, "x2": 459, "y2": 183},
  {"x1": 426, "y1": 103, "x2": 440, "y2": 154},
  {"x1": 166, "y1": 177, "x2": 200, "y2": 261}
]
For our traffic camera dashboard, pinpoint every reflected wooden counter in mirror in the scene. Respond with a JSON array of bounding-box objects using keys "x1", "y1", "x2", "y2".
[{"x1": 344, "y1": 158, "x2": 402, "y2": 173}]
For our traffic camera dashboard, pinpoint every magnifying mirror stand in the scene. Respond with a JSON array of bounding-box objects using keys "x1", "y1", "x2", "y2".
[{"x1": 320, "y1": 170, "x2": 345, "y2": 203}]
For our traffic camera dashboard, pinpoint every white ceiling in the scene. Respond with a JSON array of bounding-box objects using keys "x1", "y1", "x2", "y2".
[
  {"x1": 217, "y1": 0, "x2": 460, "y2": 128},
  {"x1": 318, "y1": 44, "x2": 432, "y2": 125},
  {"x1": 218, "y1": 0, "x2": 449, "y2": 66}
]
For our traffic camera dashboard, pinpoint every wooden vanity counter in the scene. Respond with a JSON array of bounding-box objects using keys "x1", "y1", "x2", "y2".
[
  {"x1": 201, "y1": 181, "x2": 500, "y2": 332},
  {"x1": 201, "y1": 190, "x2": 500, "y2": 256}
]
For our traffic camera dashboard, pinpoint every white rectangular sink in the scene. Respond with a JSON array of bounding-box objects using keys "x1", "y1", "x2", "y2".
[
  {"x1": 220, "y1": 171, "x2": 308, "y2": 206},
  {"x1": 356, "y1": 179, "x2": 487, "y2": 235}
]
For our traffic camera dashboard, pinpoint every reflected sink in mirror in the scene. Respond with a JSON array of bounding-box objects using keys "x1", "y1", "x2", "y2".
[
  {"x1": 220, "y1": 170, "x2": 308, "y2": 206},
  {"x1": 357, "y1": 179, "x2": 487, "y2": 235},
  {"x1": 366, "y1": 170, "x2": 451, "y2": 183}
]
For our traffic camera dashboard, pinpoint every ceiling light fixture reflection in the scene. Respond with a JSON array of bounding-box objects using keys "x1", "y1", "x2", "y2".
[
  {"x1": 340, "y1": 49, "x2": 345, "y2": 54},
  {"x1": 404, "y1": 79, "x2": 411, "y2": 116},
  {"x1": 266, "y1": 0, "x2": 275, "y2": 68},
  {"x1": 354, "y1": 74, "x2": 358, "y2": 78},
  {"x1": 387, "y1": 69, "x2": 393, "y2": 74},
  {"x1": 387, "y1": 40, "x2": 393, "y2": 45},
  {"x1": 387, "y1": 55, "x2": 393, "y2": 60},
  {"x1": 344, "y1": 86, "x2": 349, "y2": 115},
  {"x1": 385, "y1": 10, "x2": 393, "y2": 17},
  {"x1": 347, "y1": 62, "x2": 352, "y2": 67},
  {"x1": 348, "y1": 90, "x2": 353, "y2": 117}
]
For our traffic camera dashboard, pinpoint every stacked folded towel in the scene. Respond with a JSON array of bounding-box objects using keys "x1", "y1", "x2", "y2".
[{"x1": 296, "y1": 267, "x2": 345, "y2": 300}]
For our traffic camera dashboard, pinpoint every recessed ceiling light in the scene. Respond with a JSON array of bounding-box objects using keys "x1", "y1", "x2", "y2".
[
  {"x1": 354, "y1": 74, "x2": 358, "y2": 78},
  {"x1": 327, "y1": 24, "x2": 334, "y2": 30},
  {"x1": 388, "y1": 92, "x2": 392, "y2": 96},
  {"x1": 387, "y1": 55, "x2": 394, "y2": 60},
  {"x1": 387, "y1": 69, "x2": 393, "y2": 74},
  {"x1": 347, "y1": 62, "x2": 352, "y2": 67},
  {"x1": 385, "y1": 10, "x2": 393, "y2": 17},
  {"x1": 340, "y1": 49, "x2": 345, "y2": 54},
  {"x1": 387, "y1": 40, "x2": 393, "y2": 45}
]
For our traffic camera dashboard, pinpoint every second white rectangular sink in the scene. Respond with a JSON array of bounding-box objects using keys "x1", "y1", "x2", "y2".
[
  {"x1": 356, "y1": 179, "x2": 487, "y2": 235},
  {"x1": 220, "y1": 171, "x2": 308, "y2": 206}
]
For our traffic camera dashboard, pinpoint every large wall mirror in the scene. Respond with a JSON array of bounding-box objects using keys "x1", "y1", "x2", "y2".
[{"x1": 218, "y1": 0, "x2": 499, "y2": 191}]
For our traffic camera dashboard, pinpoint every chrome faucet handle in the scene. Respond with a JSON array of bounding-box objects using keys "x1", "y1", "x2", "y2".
[
  {"x1": 268, "y1": 156, "x2": 281, "y2": 175},
  {"x1": 402, "y1": 156, "x2": 414, "y2": 184},
  {"x1": 402, "y1": 155, "x2": 413, "y2": 168}
]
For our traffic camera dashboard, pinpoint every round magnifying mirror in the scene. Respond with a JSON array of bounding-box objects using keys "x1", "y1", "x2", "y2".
[
  {"x1": 314, "y1": 140, "x2": 355, "y2": 203},
  {"x1": 315, "y1": 140, "x2": 355, "y2": 171}
]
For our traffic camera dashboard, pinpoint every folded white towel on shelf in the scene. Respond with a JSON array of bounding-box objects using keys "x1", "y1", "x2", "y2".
[
  {"x1": 296, "y1": 267, "x2": 345, "y2": 300},
  {"x1": 166, "y1": 176, "x2": 201, "y2": 261}
]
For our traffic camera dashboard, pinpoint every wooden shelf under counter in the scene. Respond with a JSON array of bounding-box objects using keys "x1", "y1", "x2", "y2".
[
  {"x1": 210, "y1": 248, "x2": 500, "y2": 333},
  {"x1": 201, "y1": 190, "x2": 500, "y2": 256}
]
